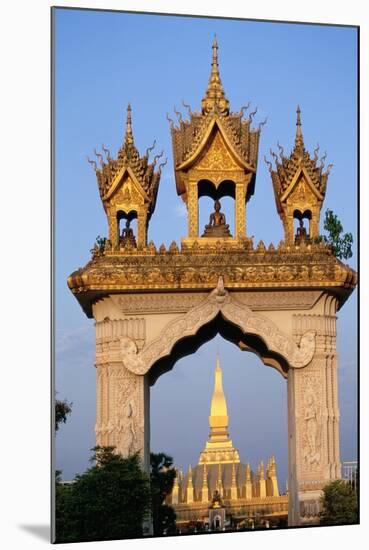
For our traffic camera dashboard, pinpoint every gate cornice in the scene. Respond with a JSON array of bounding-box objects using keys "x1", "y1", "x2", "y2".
[{"x1": 119, "y1": 278, "x2": 316, "y2": 375}]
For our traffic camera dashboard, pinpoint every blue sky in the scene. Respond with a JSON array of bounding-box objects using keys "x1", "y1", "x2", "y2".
[{"x1": 54, "y1": 8, "x2": 358, "y2": 486}]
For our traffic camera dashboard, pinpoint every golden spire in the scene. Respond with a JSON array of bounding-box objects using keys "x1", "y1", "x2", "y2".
[
  {"x1": 198, "y1": 354, "x2": 240, "y2": 464},
  {"x1": 188, "y1": 464, "x2": 193, "y2": 487},
  {"x1": 124, "y1": 103, "x2": 134, "y2": 147},
  {"x1": 186, "y1": 464, "x2": 194, "y2": 503},
  {"x1": 294, "y1": 105, "x2": 305, "y2": 155},
  {"x1": 201, "y1": 35, "x2": 230, "y2": 115},
  {"x1": 244, "y1": 463, "x2": 252, "y2": 500},
  {"x1": 231, "y1": 460, "x2": 238, "y2": 499},
  {"x1": 173, "y1": 468, "x2": 179, "y2": 489},
  {"x1": 201, "y1": 462, "x2": 209, "y2": 502},
  {"x1": 172, "y1": 468, "x2": 179, "y2": 504},
  {"x1": 210, "y1": 354, "x2": 228, "y2": 418}
]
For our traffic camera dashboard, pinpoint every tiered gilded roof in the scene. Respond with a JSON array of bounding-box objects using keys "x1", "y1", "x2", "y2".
[
  {"x1": 170, "y1": 37, "x2": 265, "y2": 196},
  {"x1": 89, "y1": 104, "x2": 165, "y2": 217},
  {"x1": 267, "y1": 106, "x2": 332, "y2": 213}
]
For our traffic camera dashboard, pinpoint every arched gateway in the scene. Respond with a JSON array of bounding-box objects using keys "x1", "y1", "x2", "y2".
[{"x1": 68, "y1": 38, "x2": 357, "y2": 527}]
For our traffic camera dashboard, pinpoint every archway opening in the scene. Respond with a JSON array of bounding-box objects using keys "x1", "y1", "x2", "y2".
[
  {"x1": 117, "y1": 209, "x2": 138, "y2": 247},
  {"x1": 150, "y1": 331, "x2": 288, "y2": 532},
  {"x1": 293, "y1": 209, "x2": 312, "y2": 243},
  {"x1": 148, "y1": 312, "x2": 289, "y2": 386}
]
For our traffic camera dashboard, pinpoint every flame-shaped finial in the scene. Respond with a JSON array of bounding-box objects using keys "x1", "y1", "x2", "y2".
[
  {"x1": 296, "y1": 105, "x2": 301, "y2": 127},
  {"x1": 294, "y1": 105, "x2": 304, "y2": 155},
  {"x1": 201, "y1": 36, "x2": 229, "y2": 115},
  {"x1": 124, "y1": 103, "x2": 134, "y2": 146},
  {"x1": 211, "y1": 34, "x2": 218, "y2": 74}
]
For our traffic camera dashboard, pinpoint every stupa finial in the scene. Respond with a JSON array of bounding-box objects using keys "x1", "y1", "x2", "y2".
[
  {"x1": 294, "y1": 104, "x2": 304, "y2": 155},
  {"x1": 124, "y1": 103, "x2": 134, "y2": 146},
  {"x1": 201, "y1": 36, "x2": 229, "y2": 115}
]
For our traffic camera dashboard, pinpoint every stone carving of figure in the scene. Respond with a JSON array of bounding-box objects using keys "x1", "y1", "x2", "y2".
[
  {"x1": 202, "y1": 200, "x2": 232, "y2": 238},
  {"x1": 126, "y1": 401, "x2": 136, "y2": 454},
  {"x1": 118, "y1": 401, "x2": 136, "y2": 456},
  {"x1": 120, "y1": 219, "x2": 137, "y2": 248},
  {"x1": 303, "y1": 393, "x2": 320, "y2": 466}
]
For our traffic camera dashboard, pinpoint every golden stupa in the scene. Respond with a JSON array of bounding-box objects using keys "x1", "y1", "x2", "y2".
[{"x1": 167, "y1": 356, "x2": 288, "y2": 531}]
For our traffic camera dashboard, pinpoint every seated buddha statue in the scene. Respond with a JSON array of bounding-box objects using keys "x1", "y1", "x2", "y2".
[
  {"x1": 211, "y1": 490, "x2": 223, "y2": 509},
  {"x1": 120, "y1": 219, "x2": 137, "y2": 248},
  {"x1": 202, "y1": 200, "x2": 232, "y2": 238},
  {"x1": 295, "y1": 218, "x2": 309, "y2": 244}
]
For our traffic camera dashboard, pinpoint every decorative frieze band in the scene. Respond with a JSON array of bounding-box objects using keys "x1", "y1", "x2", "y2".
[
  {"x1": 293, "y1": 314, "x2": 336, "y2": 337},
  {"x1": 96, "y1": 318, "x2": 146, "y2": 348},
  {"x1": 112, "y1": 290, "x2": 323, "y2": 315},
  {"x1": 234, "y1": 291, "x2": 322, "y2": 311},
  {"x1": 111, "y1": 293, "x2": 206, "y2": 314}
]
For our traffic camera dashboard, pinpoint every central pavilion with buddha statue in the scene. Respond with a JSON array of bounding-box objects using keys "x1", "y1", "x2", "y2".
[{"x1": 68, "y1": 37, "x2": 357, "y2": 527}]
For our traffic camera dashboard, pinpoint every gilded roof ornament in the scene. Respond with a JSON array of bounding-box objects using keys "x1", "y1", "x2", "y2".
[
  {"x1": 294, "y1": 105, "x2": 305, "y2": 156},
  {"x1": 89, "y1": 103, "x2": 162, "y2": 215},
  {"x1": 267, "y1": 106, "x2": 334, "y2": 244},
  {"x1": 201, "y1": 35, "x2": 230, "y2": 116},
  {"x1": 124, "y1": 103, "x2": 134, "y2": 146},
  {"x1": 171, "y1": 38, "x2": 264, "y2": 199},
  {"x1": 86, "y1": 103, "x2": 164, "y2": 250},
  {"x1": 269, "y1": 106, "x2": 332, "y2": 206}
]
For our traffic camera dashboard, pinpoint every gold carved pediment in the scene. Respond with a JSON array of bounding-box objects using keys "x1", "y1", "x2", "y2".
[
  {"x1": 281, "y1": 167, "x2": 323, "y2": 205},
  {"x1": 196, "y1": 130, "x2": 240, "y2": 171},
  {"x1": 109, "y1": 173, "x2": 145, "y2": 208},
  {"x1": 103, "y1": 166, "x2": 148, "y2": 204},
  {"x1": 287, "y1": 177, "x2": 318, "y2": 206}
]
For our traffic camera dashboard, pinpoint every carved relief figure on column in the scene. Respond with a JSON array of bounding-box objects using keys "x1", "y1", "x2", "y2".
[
  {"x1": 303, "y1": 391, "x2": 321, "y2": 467},
  {"x1": 87, "y1": 103, "x2": 166, "y2": 250},
  {"x1": 266, "y1": 106, "x2": 333, "y2": 244}
]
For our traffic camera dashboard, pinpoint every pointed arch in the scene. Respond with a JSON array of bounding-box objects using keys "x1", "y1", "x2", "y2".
[{"x1": 120, "y1": 282, "x2": 316, "y2": 377}]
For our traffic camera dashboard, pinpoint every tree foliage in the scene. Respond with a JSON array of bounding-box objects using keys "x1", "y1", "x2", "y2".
[
  {"x1": 150, "y1": 452, "x2": 177, "y2": 536},
  {"x1": 317, "y1": 209, "x2": 353, "y2": 260},
  {"x1": 320, "y1": 479, "x2": 358, "y2": 526},
  {"x1": 55, "y1": 447, "x2": 151, "y2": 543},
  {"x1": 55, "y1": 397, "x2": 72, "y2": 432},
  {"x1": 90, "y1": 235, "x2": 107, "y2": 255}
]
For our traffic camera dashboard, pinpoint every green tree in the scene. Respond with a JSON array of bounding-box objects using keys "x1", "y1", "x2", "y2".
[
  {"x1": 320, "y1": 479, "x2": 358, "y2": 526},
  {"x1": 150, "y1": 452, "x2": 177, "y2": 536},
  {"x1": 317, "y1": 209, "x2": 353, "y2": 260},
  {"x1": 55, "y1": 396, "x2": 72, "y2": 432},
  {"x1": 55, "y1": 447, "x2": 151, "y2": 543}
]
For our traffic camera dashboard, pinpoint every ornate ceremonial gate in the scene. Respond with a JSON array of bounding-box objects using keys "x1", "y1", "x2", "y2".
[{"x1": 68, "y1": 39, "x2": 356, "y2": 526}]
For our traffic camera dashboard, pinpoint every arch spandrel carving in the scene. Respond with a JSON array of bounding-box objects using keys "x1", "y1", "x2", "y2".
[{"x1": 119, "y1": 279, "x2": 316, "y2": 376}]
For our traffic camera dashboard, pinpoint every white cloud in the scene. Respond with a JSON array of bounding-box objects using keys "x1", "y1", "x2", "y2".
[
  {"x1": 55, "y1": 325, "x2": 93, "y2": 355},
  {"x1": 174, "y1": 202, "x2": 187, "y2": 218}
]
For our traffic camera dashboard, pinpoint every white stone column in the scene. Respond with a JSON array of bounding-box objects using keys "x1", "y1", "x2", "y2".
[
  {"x1": 95, "y1": 363, "x2": 150, "y2": 472},
  {"x1": 94, "y1": 316, "x2": 150, "y2": 472},
  {"x1": 288, "y1": 306, "x2": 340, "y2": 525}
]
